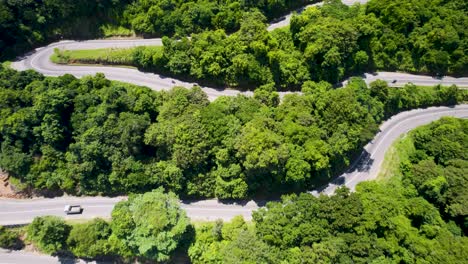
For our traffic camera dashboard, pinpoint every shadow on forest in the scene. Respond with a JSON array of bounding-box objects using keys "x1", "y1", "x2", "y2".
[{"x1": 181, "y1": 148, "x2": 376, "y2": 207}]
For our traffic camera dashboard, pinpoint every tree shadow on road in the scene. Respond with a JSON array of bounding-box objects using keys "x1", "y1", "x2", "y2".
[{"x1": 311, "y1": 150, "x2": 374, "y2": 194}]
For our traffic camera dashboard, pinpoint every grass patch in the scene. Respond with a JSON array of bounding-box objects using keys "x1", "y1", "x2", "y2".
[
  {"x1": 2, "y1": 61, "x2": 12, "y2": 68},
  {"x1": 52, "y1": 47, "x2": 134, "y2": 65},
  {"x1": 100, "y1": 24, "x2": 135, "y2": 38},
  {"x1": 8, "y1": 176, "x2": 29, "y2": 192},
  {"x1": 51, "y1": 46, "x2": 162, "y2": 67},
  {"x1": 377, "y1": 133, "x2": 415, "y2": 182}
]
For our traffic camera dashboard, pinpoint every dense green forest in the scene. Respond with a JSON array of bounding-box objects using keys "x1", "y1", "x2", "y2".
[
  {"x1": 0, "y1": 66, "x2": 462, "y2": 198},
  {"x1": 56, "y1": 0, "x2": 468, "y2": 89},
  {"x1": 0, "y1": 0, "x2": 131, "y2": 59},
  {"x1": 22, "y1": 188, "x2": 190, "y2": 262},
  {"x1": 0, "y1": 0, "x2": 313, "y2": 60},
  {"x1": 122, "y1": 0, "x2": 314, "y2": 36},
  {"x1": 400, "y1": 118, "x2": 468, "y2": 233},
  {"x1": 2, "y1": 119, "x2": 467, "y2": 262},
  {"x1": 154, "y1": 0, "x2": 468, "y2": 85}
]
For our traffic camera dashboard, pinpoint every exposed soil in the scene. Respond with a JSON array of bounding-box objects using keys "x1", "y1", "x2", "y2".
[{"x1": 0, "y1": 171, "x2": 25, "y2": 198}]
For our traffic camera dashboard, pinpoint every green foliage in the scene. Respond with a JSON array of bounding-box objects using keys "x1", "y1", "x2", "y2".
[
  {"x1": 188, "y1": 118, "x2": 468, "y2": 263},
  {"x1": 45, "y1": 0, "x2": 467, "y2": 89},
  {"x1": 110, "y1": 188, "x2": 190, "y2": 262},
  {"x1": 189, "y1": 216, "x2": 273, "y2": 264},
  {"x1": 123, "y1": 0, "x2": 317, "y2": 36},
  {"x1": 1, "y1": 0, "x2": 316, "y2": 60},
  {"x1": 0, "y1": 0, "x2": 131, "y2": 60},
  {"x1": 401, "y1": 117, "x2": 468, "y2": 231},
  {"x1": 189, "y1": 180, "x2": 468, "y2": 263},
  {"x1": 138, "y1": 0, "x2": 468, "y2": 87},
  {"x1": 0, "y1": 66, "x2": 462, "y2": 198},
  {"x1": 27, "y1": 216, "x2": 70, "y2": 254},
  {"x1": 0, "y1": 226, "x2": 20, "y2": 249},
  {"x1": 53, "y1": 48, "x2": 136, "y2": 66},
  {"x1": 66, "y1": 218, "x2": 112, "y2": 258}
]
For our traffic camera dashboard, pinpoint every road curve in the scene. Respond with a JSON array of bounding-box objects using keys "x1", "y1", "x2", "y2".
[
  {"x1": 11, "y1": 39, "x2": 256, "y2": 101},
  {"x1": 311, "y1": 104, "x2": 468, "y2": 195},
  {"x1": 267, "y1": 0, "x2": 369, "y2": 31},
  {"x1": 10, "y1": 0, "x2": 468, "y2": 101},
  {"x1": 1, "y1": 105, "x2": 467, "y2": 227}
]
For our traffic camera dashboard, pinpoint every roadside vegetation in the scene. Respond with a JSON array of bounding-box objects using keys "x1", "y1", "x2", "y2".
[
  {"x1": 1, "y1": 0, "x2": 467, "y2": 263},
  {"x1": 51, "y1": 48, "x2": 136, "y2": 66},
  {"x1": 5, "y1": 119, "x2": 468, "y2": 262},
  {"x1": 9, "y1": 189, "x2": 190, "y2": 262},
  {"x1": 377, "y1": 134, "x2": 415, "y2": 181},
  {"x1": 0, "y1": 66, "x2": 463, "y2": 199},
  {"x1": 0, "y1": 0, "x2": 317, "y2": 60},
  {"x1": 0, "y1": 226, "x2": 23, "y2": 250},
  {"x1": 52, "y1": 0, "x2": 468, "y2": 90}
]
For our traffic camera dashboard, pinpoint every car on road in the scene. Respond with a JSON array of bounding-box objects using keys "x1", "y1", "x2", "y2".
[
  {"x1": 64, "y1": 205, "x2": 83, "y2": 215},
  {"x1": 391, "y1": 79, "x2": 397, "y2": 83}
]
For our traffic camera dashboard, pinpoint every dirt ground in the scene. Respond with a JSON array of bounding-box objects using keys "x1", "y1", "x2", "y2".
[{"x1": 0, "y1": 170, "x2": 23, "y2": 198}]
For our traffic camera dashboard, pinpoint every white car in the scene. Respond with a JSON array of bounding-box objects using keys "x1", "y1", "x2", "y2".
[{"x1": 64, "y1": 205, "x2": 83, "y2": 215}]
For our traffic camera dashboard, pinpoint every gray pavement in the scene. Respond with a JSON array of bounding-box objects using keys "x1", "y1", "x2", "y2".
[
  {"x1": 267, "y1": 0, "x2": 369, "y2": 31},
  {"x1": 1, "y1": 105, "x2": 467, "y2": 227},
  {"x1": 0, "y1": 197, "x2": 258, "y2": 226},
  {"x1": 0, "y1": 249, "x2": 99, "y2": 264},
  {"x1": 311, "y1": 105, "x2": 468, "y2": 195},
  {"x1": 3, "y1": 0, "x2": 468, "y2": 262}
]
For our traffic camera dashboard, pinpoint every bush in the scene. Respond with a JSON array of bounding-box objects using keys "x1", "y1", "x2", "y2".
[
  {"x1": 27, "y1": 216, "x2": 70, "y2": 254},
  {"x1": 67, "y1": 218, "x2": 112, "y2": 258},
  {"x1": 0, "y1": 226, "x2": 20, "y2": 249}
]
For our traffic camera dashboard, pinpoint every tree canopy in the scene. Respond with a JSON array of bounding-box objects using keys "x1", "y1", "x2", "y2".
[
  {"x1": 0, "y1": 0, "x2": 316, "y2": 60},
  {"x1": 19, "y1": 119, "x2": 468, "y2": 263},
  {"x1": 0, "y1": 66, "x2": 463, "y2": 198},
  {"x1": 109, "y1": 188, "x2": 190, "y2": 261},
  {"x1": 61, "y1": 0, "x2": 467, "y2": 89}
]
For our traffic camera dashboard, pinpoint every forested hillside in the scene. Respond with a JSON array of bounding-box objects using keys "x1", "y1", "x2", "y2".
[
  {"x1": 0, "y1": 0, "x2": 130, "y2": 59},
  {"x1": 156, "y1": 0, "x2": 468, "y2": 86},
  {"x1": 56, "y1": 0, "x2": 468, "y2": 90},
  {"x1": 190, "y1": 118, "x2": 468, "y2": 263},
  {"x1": 0, "y1": 66, "x2": 462, "y2": 198},
  {"x1": 400, "y1": 117, "x2": 468, "y2": 233},
  {"x1": 0, "y1": 0, "x2": 313, "y2": 60},
  {"x1": 123, "y1": 0, "x2": 314, "y2": 36},
  {"x1": 4, "y1": 118, "x2": 467, "y2": 262}
]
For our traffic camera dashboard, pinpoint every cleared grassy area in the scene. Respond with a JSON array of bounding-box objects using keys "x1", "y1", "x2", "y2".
[
  {"x1": 51, "y1": 47, "x2": 141, "y2": 65},
  {"x1": 100, "y1": 24, "x2": 135, "y2": 38},
  {"x1": 2, "y1": 61, "x2": 12, "y2": 68},
  {"x1": 377, "y1": 132, "x2": 416, "y2": 182}
]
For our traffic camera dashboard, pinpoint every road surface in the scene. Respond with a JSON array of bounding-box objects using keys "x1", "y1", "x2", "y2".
[
  {"x1": 11, "y1": 0, "x2": 468, "y2": 102},
  {"x1": 311, "y1": 105, "x2": 468, "y2": 195},
  {"x1": 0, "y1": 196, "x2": 258, "y2": 226},
  {"x1": 3, "y1": 0, "x2": 468, "y2": 261},
  {"x1": 11, "y1": 39, "x2": 256, "y2": 101},
  {"x1": 0, "y1": 249, "x2": 100, "y2": 264},
  {"x1": 1, "y1": 105, "x2": 467, "y2": 227},
  {"x1": 267, "y1": 0, "x2": 369, "y2": 31}
]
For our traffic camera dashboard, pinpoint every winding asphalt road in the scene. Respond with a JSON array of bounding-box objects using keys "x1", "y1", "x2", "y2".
[
  {"x1": 267, "y1": 0, "x2": 369, "y2": 31},
  {"x1": 11, "y1": 0, "x2": 468, "y2": 102},
  {"x1": 3, "y1": 0, "x2": 468, "y2": 233},
  {"x1": 1, "y1": 104, "x2": 467, "y2": 227},
  {"x1": 3, "y1": 1, "x2": 468, "y2": 262}
]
